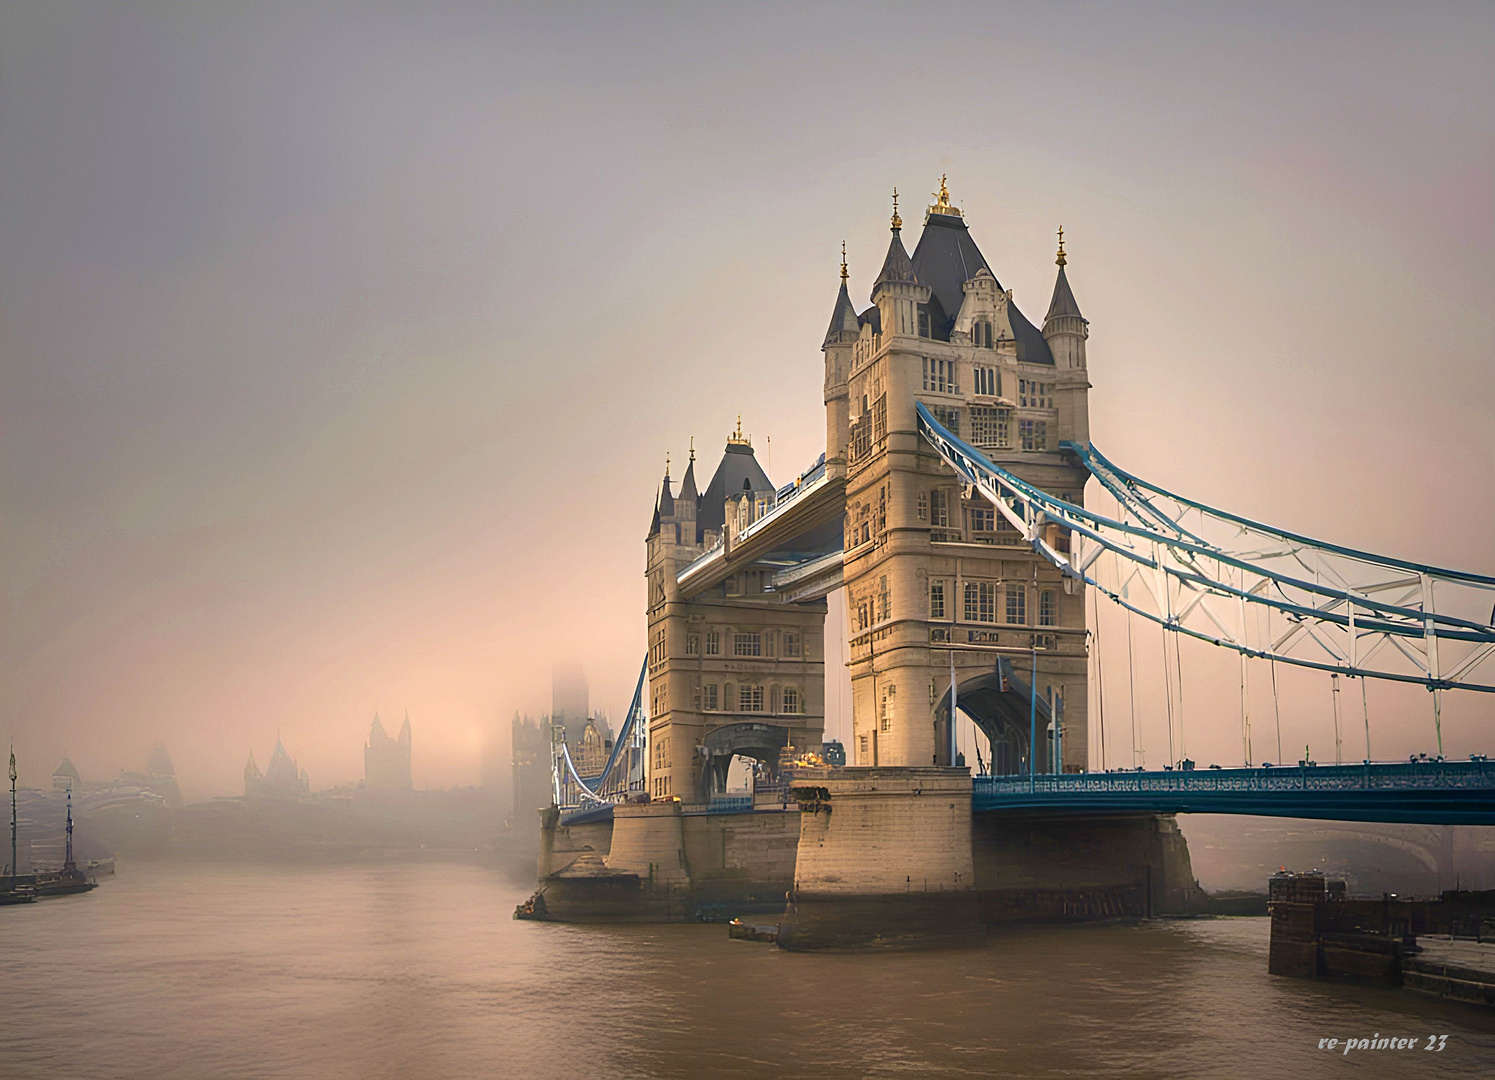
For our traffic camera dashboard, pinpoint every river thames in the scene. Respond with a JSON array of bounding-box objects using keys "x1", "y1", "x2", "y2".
[{"x1": 3, "y1": 861, "x2": 1493, "y2": 1078}]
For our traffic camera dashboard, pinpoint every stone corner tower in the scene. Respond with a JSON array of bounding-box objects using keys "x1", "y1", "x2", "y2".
[{"x1": 834, "y1": 179, "x2": 1092, "y2": 776}]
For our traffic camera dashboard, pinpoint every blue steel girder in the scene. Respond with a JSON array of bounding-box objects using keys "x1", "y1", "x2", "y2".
[
  {"x1": 972, "y1": 760, "x2": 1495, "y2": 825},
  {"x1": 913, "y1": 403, "x2": 1495, "y2": 694}
]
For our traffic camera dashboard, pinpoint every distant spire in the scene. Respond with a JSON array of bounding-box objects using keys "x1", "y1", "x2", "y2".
[
  {"x1": 890, "y1": 187, "x2": 902, "y2": 232},
  {"x1": 689, "y1": 436, "x2": 695, "y2": 462},
  {"x1": 840, "y1": 241, "x2": 848, "y2": 281},
  {"x1": 1056, "y1": 225, "x2": 1066, "y2": 267},
  {"x1": 665, "y1": 451, "x2": 670, "y2": 478}
]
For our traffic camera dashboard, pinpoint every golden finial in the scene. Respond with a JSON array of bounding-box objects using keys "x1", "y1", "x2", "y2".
[
  {"x1": 728, "y1": 415, "x2": 751, "y2": 447},
  {"x1": 665, "y1": 451, "x2": 670, "y2": 475},
  {"x1": 840, "y1": 240, "x2": 848, "y2": 281},
  {"x1": 890, "y1": 187, "x2": 902, "y2": 231},
  {"x1": 1056, "y1": 225, "x2": 1066, "y2": 267},
  {"x1": 927, "y1": 174, "x2": 962, "y2": 218},
  {"x1": 689, "y1": 436, "x2": 695, "y2": 462}
]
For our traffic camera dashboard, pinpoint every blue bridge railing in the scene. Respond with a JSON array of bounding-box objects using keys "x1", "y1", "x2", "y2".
[{"x1": 972, "y1": 758, "x2": 1495, "y2": 824}]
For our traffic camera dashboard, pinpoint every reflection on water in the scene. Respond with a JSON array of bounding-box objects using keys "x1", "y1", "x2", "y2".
[{"x1": 3, "y1": 862, "x2": 1493, "y2": 1078}]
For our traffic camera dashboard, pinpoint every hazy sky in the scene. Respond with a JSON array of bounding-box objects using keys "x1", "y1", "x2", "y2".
[{"x1": 2, "y1": 2, "x2": 1491, "y2": 797}]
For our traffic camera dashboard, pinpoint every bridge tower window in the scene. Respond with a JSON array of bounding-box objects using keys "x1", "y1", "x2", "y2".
[
  {"x1": 918, "y1": 309, "x2": 930, "y2": 337},
  {"x1": 877, "y1": 575, "x2": 890, "y2": 621},
  {"x1": 879, "y1": 684, "x2": 896, "y2": 732},
  {"x1": 973, "y1": 365, "x2": 997, "y2": 396},
  {"x1": 1006, "y1": 585, "x2": 1027, "y2": 625},
  {"x1": 739, "y1": 684, "x2": 764, "y2": 712},
  {"x1": 782, "y1": 631, "x2": 801, "y2": 657},
  {"x1": 1039, "y1": 590, "x2": 1057, "y2": 627},
  {"x1": 929, "y1": 580, "x2": 946, "y2": 620},
  {"x1": 917, "y1": 492, "x2": 928, "y2": 521},
  {"x1": 1019, "y1": 419, "x2": 1048, "y2": 451},
  {"x1": 703, "y1": 684, "x2": 718, "y2": 711},
  {"x1": 733, "y1": 632, "x2": 762, "y2": 657},
  {"x1": 686, "y1": 632, "x2": 699, "y2": 655},
  {"x1": 705, "y1": 629, "x2": 720, "y2": 656},
  {"x1": 930, "y1": 489, "x2": 950, "y2": 527},
  {"x1": 783, "y1": 686, "x2": 801, "y2": 714},
  {"x1": 964, "y1": 581, "x2": 997, "y2": 622}
]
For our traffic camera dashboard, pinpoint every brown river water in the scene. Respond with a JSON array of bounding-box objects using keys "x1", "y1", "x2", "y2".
[{"x1": 3, "y1": 861, "x2": 1493, "y2": 1078}]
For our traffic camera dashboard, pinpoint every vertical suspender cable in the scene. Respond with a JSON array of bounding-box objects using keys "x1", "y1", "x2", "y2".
[
  {"x1": 1331, "y1": 673, "x2": 1343, "y2": 765},
  {"x1": 1093, "y1": 587, "x2": 1107, "y2": 772},
  {"x1": 1271, "y1": 659, "x2": 1283, "y2": 766},
  {"x1": 1126, "y1": 596, "x2": 1139, "y2": 768},
  {"x1": 1361, "y1": 676, "x2": 1371, "y2": 762},
  {"x1": 1174, "y1": 630, "x2": 1187, "y2": 764}
]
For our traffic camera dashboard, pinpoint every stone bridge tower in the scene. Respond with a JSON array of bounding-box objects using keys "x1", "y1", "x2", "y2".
[
  {"x1": 644, "y1": 433, "x2": 829, "y2": 804},
  {"x1": 833, "y1": 181, "x2": 1092, "y2": 775}
]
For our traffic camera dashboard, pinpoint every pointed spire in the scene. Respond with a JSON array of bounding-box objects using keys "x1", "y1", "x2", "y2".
[
  {"x1": 873, "y1": 228, "x2": 917, "y2": 295},
  {"x1": 823, "y1": 245, "x2": 860, "y2": 348},
  {"x1": 1044, "y1": 233, "x2": 1083, "y2": 325},
  {"x1": 678, "y1": 440, "x2": 698, "y2": 501},
  {"x1": 657, "y1": 461, "x2": 675, "y2": 517},
  {"x1": 874, "y1": 188, "x2": 918, "y2": 296}
]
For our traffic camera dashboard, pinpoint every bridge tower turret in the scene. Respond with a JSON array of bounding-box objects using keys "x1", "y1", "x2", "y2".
[
  {"x1": 1043, "y1": 228, "x2": 1091, "y2": 447},
  {"x1": 822, "y1": 243, "x2": 859, "y2": 480}
]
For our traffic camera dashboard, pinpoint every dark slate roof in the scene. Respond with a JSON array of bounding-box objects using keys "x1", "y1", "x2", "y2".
[
  {"x1": 658, "y1": 473, "x2": 674, "y2": 517},
  {"x1": 858, "y1": 304, "x2": 881, "y2": 334},
  {"x1": 872, "y1": 229, "x2": 917, "y2": 294},
  {"x1": 677, "y1": 458, "x2": 698, "y2": 501},
  {"x1": 698, "y1": 442, "x2": 773, "y2": 535},
  {"x1": 1045, "y1": 264, "x2": 1083, "y2": 322},
  {"x1": 911, "y1": 213, "x2": 1054, "y2": 365},
  {"x1": 822, "y1": 279, "x2": 860, "y2": 348}
]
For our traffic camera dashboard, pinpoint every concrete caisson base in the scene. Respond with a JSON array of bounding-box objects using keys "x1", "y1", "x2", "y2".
[
  {"x1": 779, "y1": 766, "x2": 983, "y2": 951},
  {"x1": 524, "y1": 801, "x2": 799, "y2": 923},
  {"x1": 971, "y1": 810, "x2": 1206, "y2": 921}
]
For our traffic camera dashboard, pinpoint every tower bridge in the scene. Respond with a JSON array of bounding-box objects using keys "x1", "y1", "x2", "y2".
[{"x1": 532, "y1": 179, "x2": 1495, "y2": 945}]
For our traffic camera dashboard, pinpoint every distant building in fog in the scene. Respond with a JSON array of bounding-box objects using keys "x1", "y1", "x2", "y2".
[
  {"x1": 575, "y1": 718, "x2": 612, "y2": 776},
  {"x1": 52, "y1": 758, "x2": 80, "y2": 791},
  {"x1": 552, "y1": 662, "x2": 589, "y2": 744},
  {"x1": 364, "y1": 713, "x2": 412, "y2": 789},
  {"x1": 245, "y1": 737, "x2": 310, "y2": 798},
  {"x1": 510, "y1": 712, "x2": 551, "y2": 824}
]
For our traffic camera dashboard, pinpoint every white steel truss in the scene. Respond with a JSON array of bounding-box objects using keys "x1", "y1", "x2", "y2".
[{"x1": 915, "y1": 403, "x2": 1495, "y2": 696}]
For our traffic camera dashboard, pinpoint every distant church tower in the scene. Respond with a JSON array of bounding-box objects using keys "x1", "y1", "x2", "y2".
[
  {"x1": 832, "y1": 179, "x2": 1091, "y2": 773},
  {"x1": 365, "y1": 713, "x2": 413, "y2": 789}
]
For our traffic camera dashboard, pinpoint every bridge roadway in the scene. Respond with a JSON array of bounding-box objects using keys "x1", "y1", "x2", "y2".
[{"x1": 972, "y1": 758, "x2": 1495, "y2": 825}]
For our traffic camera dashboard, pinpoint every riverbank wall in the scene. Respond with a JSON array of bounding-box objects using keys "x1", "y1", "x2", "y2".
[{"x1": 1267, "y1": 870, "x2": 1495, "y2": 1008}]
